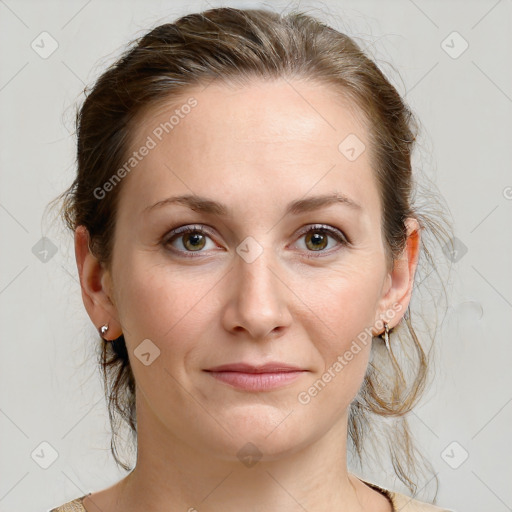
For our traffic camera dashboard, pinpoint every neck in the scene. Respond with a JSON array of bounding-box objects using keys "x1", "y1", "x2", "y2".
[{"x1": 114, "y1": 396, "x2": 366, "y2": 512}]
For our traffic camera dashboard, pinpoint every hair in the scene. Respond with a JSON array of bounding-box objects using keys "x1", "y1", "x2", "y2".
[{"x1": 47, "y1": 6, "x2": 455, "y2": 501}]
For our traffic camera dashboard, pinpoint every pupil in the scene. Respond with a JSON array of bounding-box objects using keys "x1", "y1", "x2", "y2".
[
  {"x1": 307, "y1": 231, "x2": 327, "y2": 251},
  {"x1": 186, "y1": 233, "x2": 204, "y2": 250}
]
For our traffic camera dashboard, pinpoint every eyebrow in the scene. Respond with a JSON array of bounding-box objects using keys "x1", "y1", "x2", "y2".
[{"x1": 143, "y1": 192, "x2": 363, "y2": 217}]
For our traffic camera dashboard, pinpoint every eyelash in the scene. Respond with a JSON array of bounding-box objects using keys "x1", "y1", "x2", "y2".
[{"x1": 162, "y1": 224, "x2": 349, "y2": 259}]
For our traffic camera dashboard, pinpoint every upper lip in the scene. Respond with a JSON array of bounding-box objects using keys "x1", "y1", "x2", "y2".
[{"x1": 205, "y1": 362, "x2": 306, "y2": 373}]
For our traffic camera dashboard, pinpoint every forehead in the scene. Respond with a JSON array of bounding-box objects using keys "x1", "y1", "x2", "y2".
[
  {"x1": 133, "y1": 77, "x2": 366, "y2": 150},
  {"x1": 116, "y1": 78, "x2": 379, "y2": 222}
]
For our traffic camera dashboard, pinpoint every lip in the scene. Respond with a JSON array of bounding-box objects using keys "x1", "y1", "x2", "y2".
[
  {"x1": 205, "y1": 362, "x2": 305, "y2": 373},
  {"x1": 204, "y1": 362, "x2": 308, "y2": 391}
]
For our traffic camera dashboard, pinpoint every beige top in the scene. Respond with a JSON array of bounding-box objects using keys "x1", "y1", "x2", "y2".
[{"x1": 48, "y1": 480, "x2": 455, "y2": 511}]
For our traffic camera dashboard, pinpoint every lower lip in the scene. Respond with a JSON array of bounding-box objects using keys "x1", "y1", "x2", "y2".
[{"x1": 206, "y1": 371, "x2": 306, "y2": 391}]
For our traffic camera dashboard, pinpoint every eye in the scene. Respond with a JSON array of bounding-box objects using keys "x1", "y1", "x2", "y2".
[
  {"x1": 163, "y1": 225, "x2": 218, "y2": 256},
  {"x1": 293, "y1": 224, "x2": 348, "y2": 257},
  {"x1": 162, "y1": 223, "x2": 349, "y2": 258}
]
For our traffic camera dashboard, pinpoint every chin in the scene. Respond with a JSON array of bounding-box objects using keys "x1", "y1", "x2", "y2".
[{"x1": 196, "y1": 409, "x2": 315, "y2": 463}]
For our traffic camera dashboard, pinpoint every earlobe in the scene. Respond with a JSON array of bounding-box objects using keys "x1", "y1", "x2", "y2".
[
  {"x1": 74, "y1": 226, "x2": 122, "y2": 339},
  {"x1": 374, "y1": 218, "x2": 421, "y2": 333}
]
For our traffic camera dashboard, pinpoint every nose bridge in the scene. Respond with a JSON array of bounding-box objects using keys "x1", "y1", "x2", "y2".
[
  {"x1": 239, "y1": 249, "x2": 277, "y2": 300},
  {"x1": 228, "y1": 244, "x2": 290, "y2": 338}
]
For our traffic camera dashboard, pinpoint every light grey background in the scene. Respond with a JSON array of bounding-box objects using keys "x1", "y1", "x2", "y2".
[{"x1": 1, "y1": 1, "x2": 511, "y2": 511}]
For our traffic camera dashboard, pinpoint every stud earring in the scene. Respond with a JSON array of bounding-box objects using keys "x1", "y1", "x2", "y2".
[{"x1": 99, "y1": 323, "x2": 109, "y2": 338}]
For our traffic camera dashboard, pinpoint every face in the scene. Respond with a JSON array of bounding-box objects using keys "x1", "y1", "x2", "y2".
[{"x1": 82, "y1": 78, "x2": 416, "y2": 462}]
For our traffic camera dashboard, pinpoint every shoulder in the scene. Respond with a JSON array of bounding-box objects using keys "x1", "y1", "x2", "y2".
[
  {"x1": 48, "y1": 494, "x2": 89, "y2": 512},
  {"x1": 359, "y1": 478, "x2": 456, "y2": 512},
  {"x1": 388, "y1": 489, "x2": 456, "y2": 512}
]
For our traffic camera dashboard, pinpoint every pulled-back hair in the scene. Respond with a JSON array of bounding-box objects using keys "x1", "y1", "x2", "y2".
[{"x1": 48, "y1": 6, "x2": 454, "y2": 499}]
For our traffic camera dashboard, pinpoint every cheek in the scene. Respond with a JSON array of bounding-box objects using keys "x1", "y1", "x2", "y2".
[
  {"x1": 115, "y1": 256, "x2": 221, "y2": 352},
  {"x1": 302, "y1": 262, "x2": 382, "y2": 350},
  {"x1": 295, "y1": 261, "x2": 382, "y2": 403},
  {"x1": 298, "y1": 287, "x2": 373, "y2": 414},
  {"x1": 114, "y1": 259, "x2": 223, "y2": 414}
]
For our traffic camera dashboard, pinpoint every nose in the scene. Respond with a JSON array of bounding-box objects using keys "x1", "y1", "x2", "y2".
[{"x1": 222, "y1": 250, "x2": 292, "y2": 341}]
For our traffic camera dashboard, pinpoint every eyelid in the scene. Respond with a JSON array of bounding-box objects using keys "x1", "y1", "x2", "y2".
[
  {"x1": 294, "y1": 223, "x2": 348, "y2": 243},
  {"x1": 162, "y1": 224, "x2": 221, "y2": 258},
  {"x1": 289, "y1": 223, "x2": 349, "y2": 258},
  {"x1": 163, "y1": 224, "x2": 217, "y2": 246}
]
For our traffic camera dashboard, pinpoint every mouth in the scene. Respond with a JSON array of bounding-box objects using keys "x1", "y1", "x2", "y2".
[{"x1": 203, "y1": 362, "x2": 308, "y2": 391}]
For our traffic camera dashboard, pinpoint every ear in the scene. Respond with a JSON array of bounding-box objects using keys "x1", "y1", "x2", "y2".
[
  {"x1": 74, "y1": 225, "x2": 123, "y2": 340},
  {"x1": 373, "y1": 217, "x2": 421, "y2": 335}
]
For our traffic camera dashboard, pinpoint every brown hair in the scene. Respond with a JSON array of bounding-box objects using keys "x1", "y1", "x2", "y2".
[{"x1": 47, "y1": 6, "x2": 454, "y2": 500}]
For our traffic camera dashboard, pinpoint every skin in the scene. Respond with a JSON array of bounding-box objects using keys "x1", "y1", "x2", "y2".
[{"x1": 75, "y1": 78, "x2": 420, "y2": 512}]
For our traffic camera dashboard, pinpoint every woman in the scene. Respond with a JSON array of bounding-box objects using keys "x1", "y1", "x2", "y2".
[{"x1": 49, "y1": 6, "x2": 455, "y2": 512}]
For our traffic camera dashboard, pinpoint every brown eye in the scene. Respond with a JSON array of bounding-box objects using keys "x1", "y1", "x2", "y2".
[
  {"x1": 182, "y1": 232, "x2": 206, "y2": 251},
  {"x1": 295, "y1": 224, "x2": 348, "y2": 257},
  {"x1": 164, "y1": 225, "x2": 217, "y2": 255},
  {"x1": 304, "y1": 231, "x2": 328, "y2": 251}
]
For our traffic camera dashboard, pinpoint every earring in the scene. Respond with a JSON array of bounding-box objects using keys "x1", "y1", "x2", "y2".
[
  {"x1": 380, "y1": 321, "x2": 391, "y2": 353},
  {"x1": 99, "y1": 323, "x2": 109, "y2": 338}
]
